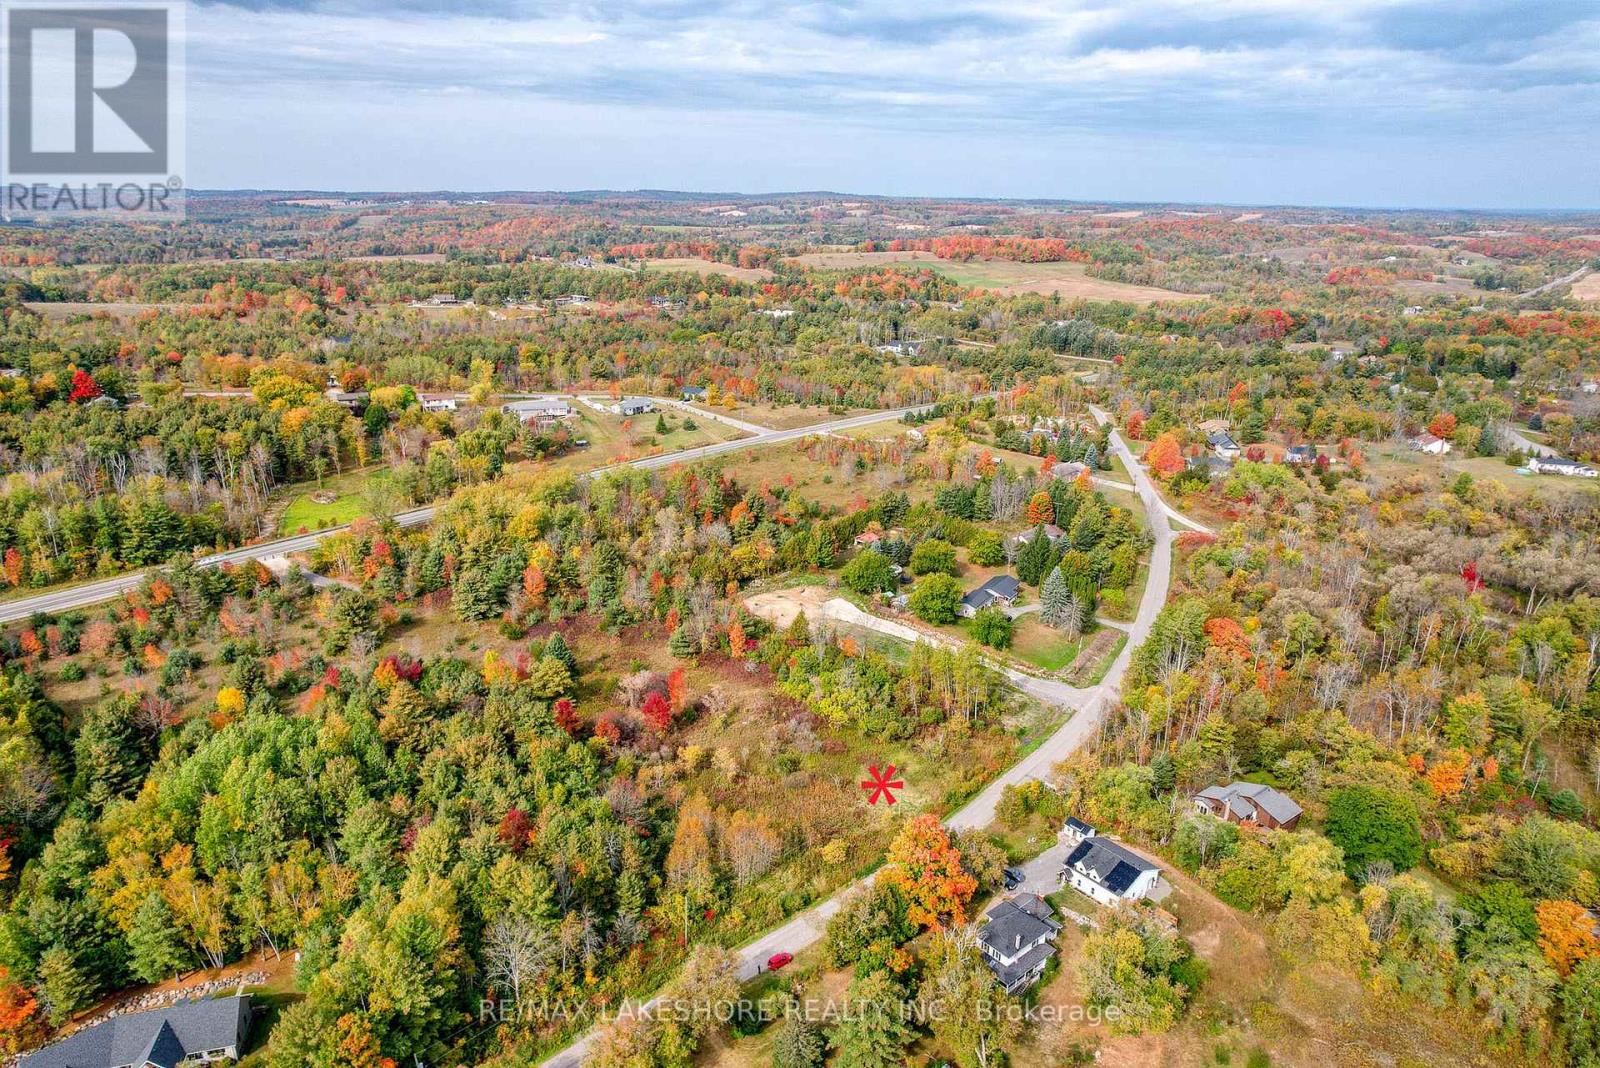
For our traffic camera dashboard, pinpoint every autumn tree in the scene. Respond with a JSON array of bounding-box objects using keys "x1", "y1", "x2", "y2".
[
  {"x1": 1536, "y1": 899, "x2": 1600, "y2": 977},
  {"x1": 67, "y1": 368, "x2": 102, "y2": 404},
  {"x1": 1145, "y1": 432, "x2": 1185, "y2": 480},
  {"x1": 881, "y1": 814, "x2": 977, "y2": 930}
]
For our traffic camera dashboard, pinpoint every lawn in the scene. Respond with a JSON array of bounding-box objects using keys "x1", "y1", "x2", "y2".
[
  {"x1": 273, "y1": 468, "x2": 389, "y2": 535},
  {"x1": 1009, "y1": 617, "x2": 1093, "y2": 672}
]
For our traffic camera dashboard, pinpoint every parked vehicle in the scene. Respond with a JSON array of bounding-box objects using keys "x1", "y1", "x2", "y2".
[{"x1": 767, "y1": 951, "x2": 793, "y2": 970}]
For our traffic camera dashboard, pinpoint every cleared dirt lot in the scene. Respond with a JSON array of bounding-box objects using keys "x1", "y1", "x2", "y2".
[
  {"x1": 1571, "y1": 270, "x2": 1600, "y2": 301},
  {"x1": 787, "y1": 250, "x2": 1200, "y2": 303},
  {"x1": 25, "y1": 301, "x2": 200, "y2": 319}
]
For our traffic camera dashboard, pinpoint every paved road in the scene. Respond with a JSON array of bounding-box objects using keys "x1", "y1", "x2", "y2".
[
  {"x1": 1521, "y1": 264, "x2": 1591, "y2": 299},
  {"x1": 0, "y1": 405, "x2": 936, "y2": 625},
  {"x1": 541, "y1": 405, "x2": 1188, "y2": 1067},
  {"x1": 1500, "y1": 422, "x2": 1558, "y2": 459}
]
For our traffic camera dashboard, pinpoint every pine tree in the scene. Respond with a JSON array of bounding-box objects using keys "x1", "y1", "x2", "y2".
[
  {"x1": 669, "y1": 624, "x2": 698, "y2": 658},
  {"x1": 771, "y1": 1009, "x2": 826, "y2": 1068},
  {"x1": 35, "y1": 946, "x2": 92, "y2": 1025},
  {"x1": 828, "y1": 970, "x2": 914, "y2": 1068},
  {"x1": 544, "y1": 631, "x2": 578, "y2": 677},
  {"x1": 128, "y1": 892, "x2": 188, "y2": 983},
  {"x1": 1040, "y1": 566, "x2": 1072, "y2": 628},
  {"x1": 1015, "y1": 527, "x2": 1054, "y2": 586}
]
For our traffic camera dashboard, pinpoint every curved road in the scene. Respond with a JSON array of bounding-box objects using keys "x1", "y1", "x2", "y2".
[
  {"x1": 0, "y1": 404, "x2": 933, "y2": 625},
  {"x1": 540, "y1": 405, "x2": 1193, "y2": 1067}
]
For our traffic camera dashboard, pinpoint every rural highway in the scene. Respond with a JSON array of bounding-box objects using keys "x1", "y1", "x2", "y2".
[
  {"x1": 0, "y1": 403, "x2": 928, "y2": 625},
  {"x1": 540, "y1": 405, "x2": 1193, "y2": 1067}
]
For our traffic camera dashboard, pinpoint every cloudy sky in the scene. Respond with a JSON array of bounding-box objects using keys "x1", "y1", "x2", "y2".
[{"x1": 184, "y1": 0, "x2": 1600, "y2": 208}]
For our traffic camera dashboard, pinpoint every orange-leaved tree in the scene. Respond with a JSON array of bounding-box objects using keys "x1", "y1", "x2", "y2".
[
  {"x1": 881, "y1": 813, "x2": 977, "y2": 931},
  {"x1": 1537, "y1": 899, "x2": 1600, "y2": 976},
  {"x1": 1145, "y1": 432, "x2": 1186, "y2": 480}
]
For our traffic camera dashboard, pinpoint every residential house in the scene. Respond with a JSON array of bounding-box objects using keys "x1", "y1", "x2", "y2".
[
  {"x1": 553, "y1": 294, "x2": 592, "y2": 307},
  {"x1": 614, "y1": 397, "x2": 655, "y2": 417},
  {"x1": 1195, "y1": 418, "x2": 1231, "y2": 434},
  {"x1": 873, "y1": 339, "x2": 922, "y2": 357},
  {"x1": 1207, "y1": 431, "x2": 1241, "y2": 460},
  {"x1": 323, "y1": 387, "x2": 367, "y2": 410},
  {"x1": 503, "y1": 398, "x2": 574, "y2": 423},
  {"x1": 648, "y1": 296, "x2": 686, "y2": 310},
  {"x1": 853, "y1": 527, "x2": 903, "y2": 548},
  {"x1": 759, "y1": 308, "x2": 795, "y2": 319},
  {"x1": 1062, "y1": 816, "x2": 1095, "y2": 847},
  {"x1": 1185, "y1": 454, "x2": 1233, "y2": 478},
  {"x1": 1409, "y1": 432, "x2": 1452, "y2": 455},
  {"x1": 0, "y1": 368, "x2": 22, "y2": 378},
  {"x1": 1284, "y1": 444, "x2": 1317, "y2": 466},
  {"x1": 20, "y1": 995, "x2": 253, "y2": 1068},
  {"x1": 680, "y1": 386, "x2": 707, "y2": 401},
  {"x1": 421, "y1": 396, "x2": 458, "y2": 412},
  {"x1": 977, "y1": 894, "x2": 1061, "y2": 994},
  {"x1": 1193, "y1": 781, "x2": 1304, "y2": 830},
  {"x1": 1006, "y1": 524, "x2": 1065, "y2": 556},
  {"x1": 1530, "y1": 455, "x2": 1599, "y2": 478},
  {"x1": 1049, "y1": 461, "x2": 1089, "y2": 482},
  {"x1": 1061, "y1": 836, "x2": 1160, "y2": 906},
  {"x1": 959, "y1": 575, "x2": 1021, "y2": 618}
]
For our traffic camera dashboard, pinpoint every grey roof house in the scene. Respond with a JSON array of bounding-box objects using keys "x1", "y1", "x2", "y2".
[
  {"x1": 21, "y1": 995, "x2": 253, "y2": 1068},
  {"x1": 1194, "y1": 782, "x2": 1303, "y2": 830},
  {"x1": 1061, "y1": 837, "x2": 1160, "y2": 906},
  {"x1": 959, "y1": 575, "x2": 1021, "y2": 618},
  {"x1": 1207, "y1": 431, "x2": 1241, "y2": 459},
  {"x1": 977, "y1": 894, "x2": 1061, "y2": 993}
]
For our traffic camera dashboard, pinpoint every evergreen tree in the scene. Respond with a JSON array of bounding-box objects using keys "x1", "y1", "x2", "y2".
[
  {"x1": 544, "y1": 631, "x2": 578, "y2": 676},
  {"x1": 770, "y1": 1010, "x2": 826, "y2": 1068},
  {"x1": 1040, "y1": 566, "x2": 1072, "y2": 628},
  {"x1": 1015, "y1": 527, "x2": 1054, "y2": 586},
  {"x1": 828, "y1": 970, "x2": 914, "y2": 1068},
  {"x1": 73, "y1": 694, "x2": 154, "y2": 808},
  {"x1": 35, "y1": 946, "x2": 92, "y2": 1025},
  {"x1": 128, "y1": 892, "x2": 188, "y2": 983},
  {"x1": 669, "y1": 624, "x2": 699, "y2": 658}
]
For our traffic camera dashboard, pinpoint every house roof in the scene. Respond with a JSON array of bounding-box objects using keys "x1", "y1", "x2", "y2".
[
  {"x1": 20, "y1": 995, "x2": 252, "y2": 1068},
  {"x1": 1196, "y1": 782, "x2": 1303, "y2": 825},
  {"x1": 979, "y1": 899, "x2": 1059, "y2": 960},
  {"x1": 1412, "y1": 432, "x2": 1442, "y2": 445},
  {"x1": 1065, "y1": 837, "x2": 1157, "y2": 894},
  {"x1": 1064, "y1": 816, "x2": 1094, "y2": 835},
  {"x1": 1286, "y1": 445, "x2": 1316, "y2": 459},
  {"x1": 1535, "y1": 456, "x2": 1592, "y2": 470},
  {"x1": 961, "y1": 575, "x2": 1020, "y2": 610},
  {"x1": 1007, "y1": 893, "x2": 1058, "y2": 925},
  {"x1": 984, "y1": 940, "x2": 1057, "y2": 988}
]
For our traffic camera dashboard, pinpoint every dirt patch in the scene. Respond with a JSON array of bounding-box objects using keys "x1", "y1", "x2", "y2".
[
  {"x1": 1571, "y1": 271, "x2": 1600, "y2": 302},
  {"x1": 644, "y1": 257, "x2": 773, "y2": 283},
  {"x1": 744, "y1": 586, "x2": 839, "y2": 630},
  {"x1": 1063, "y1": 630, "x2": 1120, "y2": 684}
]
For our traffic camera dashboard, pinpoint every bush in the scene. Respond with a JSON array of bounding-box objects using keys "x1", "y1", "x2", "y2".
[
  {"x1": 908, "y1": 574, "x2": 964, "y2": 625},
  {"x1": 841, "y1": 551, "x2": 897, "y2": 595},
  {"x1": 967, "y1": 530, "x2": 1005, "y2": 566},
  {"x1": 970, "y1": 606, "x2": 1013, "y2": 649},
  {"x1": 57, "y1": 661, "x2": 86, "y2": 682},
  {"x1": 1324, "y1": 785, "x2": 1422, "y2": 876},
  {"x1": 909, "y1": 539, "x2": 959, "y2": 576}
]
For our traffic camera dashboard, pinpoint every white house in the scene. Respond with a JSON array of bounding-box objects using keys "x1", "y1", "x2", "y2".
[
  {"x1": 503, "y1": 398, "x2": 574, "y2": 422},
  {"x1": 1062, "y1": 817, "x2": 1095, "y2": 847},
  {"x1": 614, "y1": 397, "x2": 655, "y2": 417},
  {"x1": 421, "y1": 396, "x2": 458, "y2": 412},
  {"x1": 1207, "y1": 431, "x2": 1241, "y2": 460},
  {"x1": 1409, "y1": 432, "x2": 1452, "y2": 455},
  {"x1": 977, "y1": 894, "x2": 1061, "y2": 994},
  {"x1": 1530, "y1": 455, "x2": 1599, "y2": 478},
  {"x1": 1061, "y1": 836, "x2": 1160, "y2": 906}
]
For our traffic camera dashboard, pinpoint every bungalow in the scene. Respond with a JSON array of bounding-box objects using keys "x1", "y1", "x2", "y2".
[
  {"x1": 853, "y1": 527, "x2": 904, "y2": 548},
  {"x1": 503, "y1": 398, "x2": 574, "y2": 422},
  {"x1": 1284, "y1": 444, "x2": 1317, "y2": 466},
  {"x1": 1530, "y1": 455, "x2": 1599, "y2": 478},
  {"x1": 873, "y1": 339, "x2": 922, "y2": 357},
  {"x1": 1061, "y1": 836, "x2": 1160, "y2": 907},
  {"x1": 1194, "y1": 782, "x2": 1304, "y2": 830},
  {"x1": 1195, "y1": 418, "x2": 1231, "y2": 434},
  {"x1": 1062, "y1": 816, "x2": 1095, "y2": 847},
  {"x1": 680, "y1": 386, "x2": 707, "y2": 401},
  {"x1": 324, "y1": 387, "x2": 367, "y2": 410},
  {"x1": 649, "y1": 296, "x2": 686, "y2": 310},
  {"x1": 1409, "y1": 432, "x2": 1452, "y2": 455},
  {"x1": 553, "y1": 294, "x2": 592, "y2": 307},
  {"x1": 1207, "y1": 431, "x2": 1241, "y2": 460},
  {"x1": 421, "y1": 396, "x2": 459, "y2": 412},
  {"x1": 615, "y1": 397, "x2": 655, "y2": 417},
  {"x1": 959, "y1": 575, "x2": 1021, "y2": 618},
  {"x1": 759, "y1": 308, "x2": 795, "y2": 319},
  {"x1": 977, "y1": 894, "x2": 1061, "y2": 994},
  {"x1": 1049, "y1": 461, "x2": 1089, "y2": 482},
  {"x1": 20, "y1": 995, "x2": 253, "y2": 1068},
  {"x1": 1186, "y1": 454, "x2": 1233, "y2": 478},
  {"x1": 1006, "y1": 524, "x2": 1065, "y2": 555}
]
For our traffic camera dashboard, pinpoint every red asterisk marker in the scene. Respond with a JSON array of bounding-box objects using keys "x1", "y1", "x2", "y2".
[{"x1": 861, "y1": 764, "x2": 905, "y2": 805}]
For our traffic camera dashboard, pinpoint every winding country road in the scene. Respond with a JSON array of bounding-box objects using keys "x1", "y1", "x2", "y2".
[
  {"x1": 0, "y1": 404, "x2": 928, "y2": 625},
  {"x1": 539, "y1": 404, "x2": 1195, "y2": 1067}
]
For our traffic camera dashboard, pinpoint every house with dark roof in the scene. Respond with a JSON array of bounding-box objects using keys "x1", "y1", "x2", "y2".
[
  {"x1": 977, "y1": 894, "x2": 1061, "y2": 994},
  {"x1": 1207, "y1": 431, "x2": 1241, "y2": 460},
  {"x1": 680, "y1": 385, "x2": 707, "y2": 400},
  {"x1": 958, "y1": 575, "x2": 1021, "y2": 618},
  {"x1": 1529, "y1": 455, "x2": 1599, "y2": 479},
  {"x1": 1061, "y1": 837, "x2": 1160, "y2": 906},
  {"x1": 1194, "y1": 781, "x2": 1303, "y2": 830},
  {"x1": 1006, "y1": 524, "x2": 1065, "y2": 555},
  {"x1": 20, "y1": 995, "x2": 253, "y2": 1068},
  {"x1": 503, "y1": 398, "x2": 574, "y2": 422},
  {"x1": 1062, "y1": 816, "x2": 1095, "y2": 847},
  {"x1": 615, "y1": 397, "x2": 655, "y2": 417},
  {"x1": 1284, "y1": 444, "x2": 1317, "y2": 466}
]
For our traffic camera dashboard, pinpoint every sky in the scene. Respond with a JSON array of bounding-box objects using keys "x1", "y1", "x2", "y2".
[{"x1": 182, "y1": 0, "x2": 1600, "y2": 209}]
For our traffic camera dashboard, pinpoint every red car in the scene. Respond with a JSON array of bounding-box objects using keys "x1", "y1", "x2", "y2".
[{"x1": 766, "y1": 952, "x2": 793, "y2": 971}]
